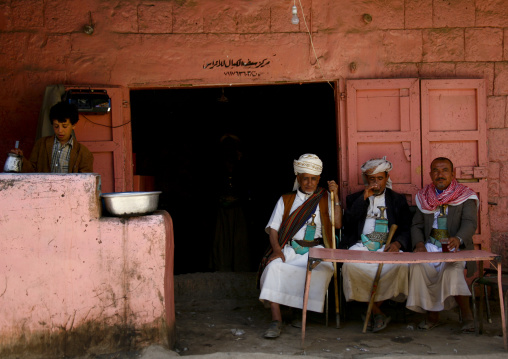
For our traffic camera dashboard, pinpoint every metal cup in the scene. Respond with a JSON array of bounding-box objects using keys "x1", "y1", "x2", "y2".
[{"x1": 3, "y1": 153, "x2": 22, "y2": 173}]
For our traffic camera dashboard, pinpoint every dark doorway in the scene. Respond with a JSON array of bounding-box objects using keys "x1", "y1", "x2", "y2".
[{"x1": 130, "y1": 83, "x2": 337, "y2": 275}]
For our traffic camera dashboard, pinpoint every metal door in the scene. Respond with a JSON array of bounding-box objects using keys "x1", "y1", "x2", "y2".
[
  {"x1": 343, "y1": 79, "x2": 421, "y2": 205},
  {"x1": 71, "y1": 87, "x2": 133, "y2": 193},
  {"x1": 421, "y1": 79, "x2": 489, "y2": 251}
]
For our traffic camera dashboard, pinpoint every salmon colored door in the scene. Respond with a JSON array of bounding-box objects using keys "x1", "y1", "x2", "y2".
[
  {"x1": 343, "y1": 79, "x2": 421, "y2": 205},
  {"x1": 421, "y1": 79, "x2": 489, "y2": 251},
  {"x1": 341, "y1": 78, "x2": 489, "y2": 251},
  {"x1": 71, "y1": 87, "x2": 133, "y2": 193}
]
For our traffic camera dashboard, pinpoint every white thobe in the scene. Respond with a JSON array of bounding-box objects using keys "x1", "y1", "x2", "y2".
[
  {"x1": 406, "y1": 209, "x2": 471, "y2": 313},
  {"x1": 342, "y1": 193, "x2": 409, "y2": 303},
  {"x1": 259, "y1": 190, "x2": 334, "y2": 313}
]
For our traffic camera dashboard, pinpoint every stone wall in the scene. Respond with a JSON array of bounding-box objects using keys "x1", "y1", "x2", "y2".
[{"x1": 0, "y1": 1, "x2": 506, "y2": 260}]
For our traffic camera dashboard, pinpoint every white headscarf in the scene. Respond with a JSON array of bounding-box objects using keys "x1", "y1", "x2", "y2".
[
  {"x1": 361, "y1": 156, "x2": 393, "y2": 189},
  {"x1": 293, "y1": 154, "x2": 323, "y2": 191}
]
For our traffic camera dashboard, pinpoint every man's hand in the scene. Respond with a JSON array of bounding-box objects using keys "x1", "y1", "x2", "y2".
[
  {"x1": 448, "y1": 237, "x2": 461, "y2": 252},
  {"x1": 384, "y1": 241, "x2": 401, "y2": 252},
  {"x1": 414, "y1": 242, "x2": 427, "y2": 253},
  {"x1": 267, "y1": 228, "x2": 284, "y2": 264},
  {"x1": 268, "y1": 249, "x2": 285, "y2": 263},
  {"x1": 327, "y1": 180, "x2": 343, "y2": 228},
  {"x1": 363, "y1": 183, "x2": 380, "y2": 200},
  {"x1": 10, "y1": 148, "x2": 23, "y2": 156},
  {"x1": 327, "y1": 180, "x2": 338, "y2": 196}
]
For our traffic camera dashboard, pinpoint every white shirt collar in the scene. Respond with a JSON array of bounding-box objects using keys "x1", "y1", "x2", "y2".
[{"x1": 296, "y1": 188, "x2": 312, "y2": 201}]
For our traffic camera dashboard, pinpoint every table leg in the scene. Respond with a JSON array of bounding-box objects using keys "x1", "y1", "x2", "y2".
[
  {"x1": 479, "y1": 260, "x2": 485, "y2": 334},
  {"x1": 472, "y1": 278, "x2": 479, "y2": 336},
  {"x1": 497, "y1": 261, "x2": 507, "y2": 351},
  {"x1": 301, "y1": 260, "x2": 313, "y2": 349}
]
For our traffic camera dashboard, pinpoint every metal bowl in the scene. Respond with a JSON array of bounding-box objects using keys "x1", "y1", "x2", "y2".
[{"x1": 101, "y1": 191, "x2": 162, "y2": 217}]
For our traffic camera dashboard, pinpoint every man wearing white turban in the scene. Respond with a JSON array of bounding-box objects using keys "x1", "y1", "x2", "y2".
[
  {"x1": 258, "y1": 154, "x2": 342, "y2": 338},
  {"x1": 341, "y1": 156, "x2": 411, "y2": 332}
]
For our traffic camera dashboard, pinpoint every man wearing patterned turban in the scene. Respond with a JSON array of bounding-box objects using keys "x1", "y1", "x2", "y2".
[
  {"x1": 257, "y1": 154, "x2": 342, "y2": 338},
  {"x1": 341, "y1": 156, "x2": 411, "y2": 332},
  {"x1": 407, "y1": 157, "x2": 478, "y2": 332}
]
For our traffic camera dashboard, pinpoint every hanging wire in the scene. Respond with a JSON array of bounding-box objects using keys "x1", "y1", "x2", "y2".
[
  {"x1": 297, "y1": 0, "x2": 334, "y2": 90},
  {"x1": 82, "y1": 114, "x2": 131, "y2": 128}
]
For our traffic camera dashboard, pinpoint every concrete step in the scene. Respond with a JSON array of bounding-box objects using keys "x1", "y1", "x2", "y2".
[{"x1": 174, "y1": 272, "x2": 258, "y2": 302}]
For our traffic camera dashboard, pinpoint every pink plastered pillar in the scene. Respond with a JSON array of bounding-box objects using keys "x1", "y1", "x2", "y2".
[{"x1": 0, "y1": 173, "x2": 175, "y2": 356}]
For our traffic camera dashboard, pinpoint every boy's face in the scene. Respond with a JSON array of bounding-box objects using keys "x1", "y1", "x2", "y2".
[{"x1": 52, "y1": 118, "x2": 75, "y2": 144}]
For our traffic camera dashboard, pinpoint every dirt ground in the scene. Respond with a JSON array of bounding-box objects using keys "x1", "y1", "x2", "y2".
[
  {"x1": 173, "y1": 273, "x2": 507, "y2": 358},
  {"x1": 5, "y1": 273, "x2": 506, "y2": 359}
]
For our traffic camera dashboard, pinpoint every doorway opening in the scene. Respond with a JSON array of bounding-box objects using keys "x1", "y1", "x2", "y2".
[{"x1": 130, "y1": 83, "x2": 338, "y2": 275}]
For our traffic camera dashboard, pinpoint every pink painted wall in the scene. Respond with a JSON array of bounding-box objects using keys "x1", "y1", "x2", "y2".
[
  {"x1": 0, "y1": 174, "x2": 175, "y2": 356},
  {"x1": 0, "y1": 0, "x2": 507, "y2": 335}
]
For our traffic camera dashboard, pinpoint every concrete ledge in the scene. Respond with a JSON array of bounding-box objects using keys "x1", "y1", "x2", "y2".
[{"x1": 0, "y1": 174, "x2": 174, "y2": 357}]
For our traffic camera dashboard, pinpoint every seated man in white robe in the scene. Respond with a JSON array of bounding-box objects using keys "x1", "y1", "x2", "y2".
[
  {"x1": 407, "y1": 157, "x2": 478, "y2": 332},
  {"x1": 258, "y1": 154, "x2": 342, "y2": 338},
  {"x1": 340, "y1": 157, "x2": 411, "y2": 332}
]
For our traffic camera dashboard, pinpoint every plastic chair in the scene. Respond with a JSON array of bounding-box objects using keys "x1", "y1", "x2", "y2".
[{"x1": 471, "y1": 268, "x2": 508, "y2": 335}]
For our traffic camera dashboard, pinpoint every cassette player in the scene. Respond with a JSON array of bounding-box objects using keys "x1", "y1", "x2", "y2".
[{"x1": 65, "y1": 89, "x2": 111, "y2": 115}]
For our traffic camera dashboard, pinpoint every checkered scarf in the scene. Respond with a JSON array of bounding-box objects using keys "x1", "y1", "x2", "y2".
[{"x1": 416, "y1": 179, "x2": 478, "y2": 214}]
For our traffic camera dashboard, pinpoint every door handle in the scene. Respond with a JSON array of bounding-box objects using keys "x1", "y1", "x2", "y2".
[{"x1": 455, "y1": 166, "x2": 487, "y2": 179}]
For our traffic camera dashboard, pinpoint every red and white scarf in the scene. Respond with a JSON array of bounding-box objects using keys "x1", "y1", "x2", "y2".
[{"x1": 416, "y1": 179, "x2": 478, "y2": 214}]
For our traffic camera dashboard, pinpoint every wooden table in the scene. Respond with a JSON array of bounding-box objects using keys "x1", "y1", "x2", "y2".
[{"x1": 302, "y1": 248, "x2": 506, "y2": 350}]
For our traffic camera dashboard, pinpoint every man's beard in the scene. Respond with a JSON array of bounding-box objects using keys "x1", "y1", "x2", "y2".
[{"x1": 300, "y1": 187, "x2": 315, "y2": 195}]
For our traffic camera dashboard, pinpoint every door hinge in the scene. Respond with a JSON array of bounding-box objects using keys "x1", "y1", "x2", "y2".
[
  {"x1": 340, "y1": 92, "x2": 346, "y2": 101},
  {"x1": 122, "y1": 101, "x2": 129, "y2": 108}
]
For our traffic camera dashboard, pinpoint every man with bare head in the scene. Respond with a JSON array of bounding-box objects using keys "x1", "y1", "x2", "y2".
[
  {"x1": 10, "y1": 102, "x2": 93, "y2": 173},
  {"x1": 341, "y1": 156, "x2": 412, "y2": 332},
  {"x1": 408, "y1": 157, "x2": 478, "y2": 332},
  {"x1": 257, "y1": 154, "x2": 342, "y2": 338}
]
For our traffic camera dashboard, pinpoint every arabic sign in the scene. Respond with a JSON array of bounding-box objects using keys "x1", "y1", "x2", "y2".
[
  {"x1": 203, "y1": 58, "x2": 270, "y2": 70},
  {"x1": 203, "y1": 58, "x2": 271, "y2": 77}
]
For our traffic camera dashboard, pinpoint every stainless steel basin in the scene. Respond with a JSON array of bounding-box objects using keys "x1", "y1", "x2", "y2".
[{"x1": 101, "y1": 191, "x2": 162, "y2": 217}]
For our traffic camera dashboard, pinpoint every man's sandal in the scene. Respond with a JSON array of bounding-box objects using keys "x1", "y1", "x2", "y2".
[
  {"x1": 417, "y1": 320, "x2": 442, "y2": 331},
  {"x1": 264, "y1": 320, "x2": 282, "y2": 338},
  {"x1": 461, "y1": 320, "x2": 475, "y2": 333},
  {"x1": 372, "y1": 313, "x2": 391, "y2": 333}
]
